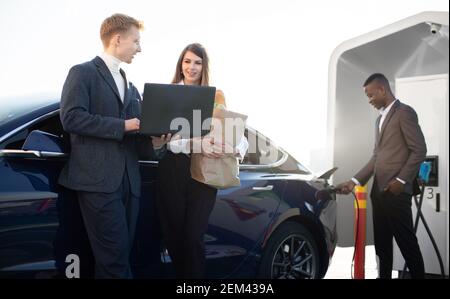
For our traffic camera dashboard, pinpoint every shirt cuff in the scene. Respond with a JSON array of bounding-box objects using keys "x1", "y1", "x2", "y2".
[
  {"x1": 168, "y1": 138, "x2": 190, "y2": 154},
  {"x1": 396, "y1": 177, "x2": 406, "y2": 184},
  {"x1": 235, "y1": 136, "x2": 249, "y2": 162},
  {"x1": 351, "y1": 177, "x2": 361, "y2": 186}
]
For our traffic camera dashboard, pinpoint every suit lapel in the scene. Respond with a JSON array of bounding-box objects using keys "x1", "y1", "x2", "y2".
[
  {"x1": 93, "y1": 56, "x2": 122, "y2": 106},
  {"x1": 120, "y1": 68, "x2": 131, "y2": 110},
  {"x1": 375, "y1": 115, "x2": 381, "y2": 145},
  {"x1": 377, "y1": 100, "x2": 400, "y2": 144}
]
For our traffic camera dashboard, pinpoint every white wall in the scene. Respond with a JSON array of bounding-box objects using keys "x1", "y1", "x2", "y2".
[{"x1": 1, "y1": 0, "x2": 448, "y2": 172}]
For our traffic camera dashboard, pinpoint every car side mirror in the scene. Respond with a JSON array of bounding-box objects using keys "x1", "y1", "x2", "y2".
[
  {"x1": 0, "y1": 130, "x2": 68, "y2": 159},
  {"x1": 22, "y1": 130, "x2": 68, "y2": 153}
]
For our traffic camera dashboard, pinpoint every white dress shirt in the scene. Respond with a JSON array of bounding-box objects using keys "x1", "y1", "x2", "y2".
[{"x1": 378, "y1": 99, "x2": 398, "y2": 132}]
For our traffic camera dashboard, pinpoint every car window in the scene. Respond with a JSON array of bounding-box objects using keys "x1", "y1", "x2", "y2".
[
  {"x1": 0, "y1": 98, "x2": 56, "y2": 126},
  {"x1": 242, "y1": 129, "x2": 283, "y2": 166},
  {"x1": 0, "y1": 112, "x2": 65, "y2": 150}
]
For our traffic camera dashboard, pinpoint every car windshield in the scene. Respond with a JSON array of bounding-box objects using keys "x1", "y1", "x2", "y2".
[{"x1": 0, "y1": 96, "x2": 57, "y2": 126}]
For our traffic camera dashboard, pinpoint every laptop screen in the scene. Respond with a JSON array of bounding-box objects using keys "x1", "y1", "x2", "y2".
[{"x1": 139, "y1": 83, "x2": 216, "y2": 138}]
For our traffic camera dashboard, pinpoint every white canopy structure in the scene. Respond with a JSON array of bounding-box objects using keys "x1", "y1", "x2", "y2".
[{"x1": 327, "y1": 11, "x2": 448, "y2": 275}]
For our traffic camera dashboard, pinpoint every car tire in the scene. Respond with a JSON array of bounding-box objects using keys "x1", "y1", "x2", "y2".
[{"x1": 258, "y1": 221, "x2": 320, "y2": 279}]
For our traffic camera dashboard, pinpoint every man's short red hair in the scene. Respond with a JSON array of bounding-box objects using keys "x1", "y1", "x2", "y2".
[{"x1": 100, "y1": 13, "x2": 143, "y2": 48}]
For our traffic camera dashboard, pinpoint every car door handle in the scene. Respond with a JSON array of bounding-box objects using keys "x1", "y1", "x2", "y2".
[
  {"x1": 252, "y1": 185, "x2": 273, "y2": 191},
  {"x1": 0, "y1": 149, "x2": 67, "y2": 159}
]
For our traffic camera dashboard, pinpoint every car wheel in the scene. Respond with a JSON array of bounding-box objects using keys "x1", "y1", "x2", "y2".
[{"x1": 259, "y1": 221, "x2": 320, "y2": 279}]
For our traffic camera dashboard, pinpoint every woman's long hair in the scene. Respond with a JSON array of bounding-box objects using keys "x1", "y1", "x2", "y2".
[{"x1": 171, "y1": 43, "x2": 210, "y2": 86}]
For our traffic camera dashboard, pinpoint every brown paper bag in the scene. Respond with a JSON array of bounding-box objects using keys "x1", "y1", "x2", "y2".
[{"x1": 190, "y1": 108, "x2": 247, "y2": 189}]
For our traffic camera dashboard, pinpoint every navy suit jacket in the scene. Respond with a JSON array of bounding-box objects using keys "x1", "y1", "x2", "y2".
[{"x1": 58, "y1": 56, "x2": 163, "y2": 196}]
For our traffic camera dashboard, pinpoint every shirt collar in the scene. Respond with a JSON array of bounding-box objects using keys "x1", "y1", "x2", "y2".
[
  {"x1": 100, "y1": 52, "x2": 122, "y2": 75},
  {"x1": 379, "y1": 99, "x2": 398, "y2": 116}
]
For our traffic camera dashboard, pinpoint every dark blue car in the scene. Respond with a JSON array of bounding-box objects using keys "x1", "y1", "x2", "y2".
[{"x1": 0, "y1": 97, "x2": 337, "y2": 279}]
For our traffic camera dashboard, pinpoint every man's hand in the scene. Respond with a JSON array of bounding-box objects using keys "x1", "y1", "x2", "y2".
[
  {"x1": 125, "y1": 118, "x2": 140, "y2": 132},
  {"x1": 336, "y1": 181, "x2": 356, "y2": 195},
  {"x1": 151, "y1": 134, "x2": 172, "y2": 149},
  {"x1": 384, "y1": 179, "x2": 404, "y2": 195}
]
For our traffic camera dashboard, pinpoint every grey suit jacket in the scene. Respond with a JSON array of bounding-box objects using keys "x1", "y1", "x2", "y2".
[
  {"x1": 354, "y1": 100, "x2": 427, "y2": 194},
  {"x1": 58, "y1": 56, "x2": 164, "y2": 196}
]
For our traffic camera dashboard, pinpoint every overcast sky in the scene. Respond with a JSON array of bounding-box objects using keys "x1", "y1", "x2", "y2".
[{"x1": 1, "y1": 0, "x2": 448, "y2": 171}]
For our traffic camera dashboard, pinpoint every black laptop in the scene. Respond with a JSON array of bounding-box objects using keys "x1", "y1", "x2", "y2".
[{"x1": 139, "y1": 83, "x2": 216, "y2": 138}]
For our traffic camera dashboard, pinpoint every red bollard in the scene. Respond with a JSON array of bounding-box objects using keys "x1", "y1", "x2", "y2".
[{"x1": 353, "y1": 185, "x2": 367, "y2": 279}]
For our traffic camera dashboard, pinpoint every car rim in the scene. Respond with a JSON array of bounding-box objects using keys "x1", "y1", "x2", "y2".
[{"x1": 270, "y1": 234, "x2": 316, "y2": 279}]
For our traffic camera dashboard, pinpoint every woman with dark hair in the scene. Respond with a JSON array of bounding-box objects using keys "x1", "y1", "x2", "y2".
[
  {"x1": 156, "y1": 43, "x2": 248, "y2": 278},
  {"x1": 171, "y1": 43, "x2": 210, "y2": 86}
]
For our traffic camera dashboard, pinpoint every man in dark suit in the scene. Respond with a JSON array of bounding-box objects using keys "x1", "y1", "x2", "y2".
[
  {"x1": 58, "y1": 13, "x2": 170, "y2": 278},
  {"x1": 337, "y1": 73, "x2": 427, "y2": 279}
]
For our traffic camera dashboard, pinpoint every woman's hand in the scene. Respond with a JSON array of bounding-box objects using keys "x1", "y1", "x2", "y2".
[
  {"x1": 198, "y1": 136, "x2": 221, "y2": 158},
  {"x1": 203, "y1": 142, "x2": 226, "y2": 158},
  {"x1": 199, "y1": 136, "x2": 227, "y2": 158}
]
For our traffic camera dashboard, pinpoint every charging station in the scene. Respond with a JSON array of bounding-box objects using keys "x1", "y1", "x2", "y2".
[{"x1": 327, "y1": 11, "x2": 448, "y2": 276}]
